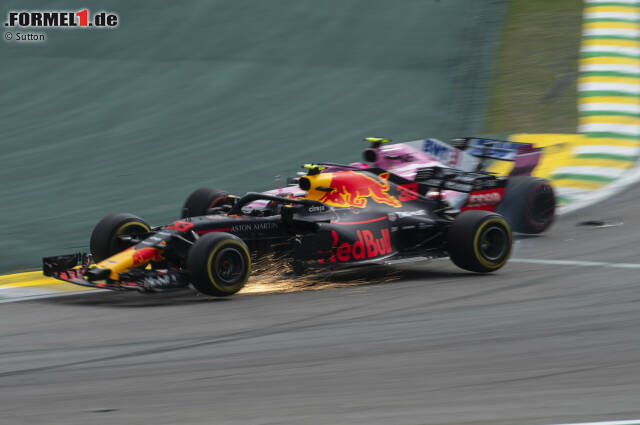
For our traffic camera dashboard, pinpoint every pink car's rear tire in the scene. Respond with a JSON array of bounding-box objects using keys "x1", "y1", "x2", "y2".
[{"x1": 497, "y1": 177, "x2": 555, "y2": 234}]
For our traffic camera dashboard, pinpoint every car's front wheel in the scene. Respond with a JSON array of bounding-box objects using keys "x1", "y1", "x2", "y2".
[
  {"x1": 447, "y1": 210, "x2": 512, "y2": 273},
  {"x1": 90, "y1": 213, "x2": 151, "y2": 263},
  {"x1": 187, "y1": 233, "x2": 251, "y2": 297}
]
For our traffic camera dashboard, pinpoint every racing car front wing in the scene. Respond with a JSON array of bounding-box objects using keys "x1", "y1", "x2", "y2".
[{"x1": 42, "y1": 253, "x2": 190, "y2": 292}]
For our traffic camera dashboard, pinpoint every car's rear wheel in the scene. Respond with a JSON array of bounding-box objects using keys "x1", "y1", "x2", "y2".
[
  {"x1": 181, "y1": 188, "x2": 230, "y2": 218},
  {"x1": 187, "y1": 233, "x2": 251, "y2": 297},
  {"x1": 497, "y1": 176, "x2": 555, "y2": 234},
  {"x1": 90, "y1": 213, "x2": 151, "y2": 263},
  {"x1": 448, "y1": 210, "x2": 512, "y2": 273}
]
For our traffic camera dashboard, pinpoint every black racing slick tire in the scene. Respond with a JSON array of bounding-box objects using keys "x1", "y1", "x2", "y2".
[
  {"x1": 496, "y1": 176, "x2": 555, "y2": 234},
  {"x1": 187, "y1": 233, "x2": 251, "y2": 297},
  {"x1": 181, "y1": 188, "x2": 229, "y2": 218},
  {"x1": 448, "y1": 210, "x2": 512, "y2": 273},
  {"x1": 90, "y1": 213, "x2": 151, "y2": 263}
]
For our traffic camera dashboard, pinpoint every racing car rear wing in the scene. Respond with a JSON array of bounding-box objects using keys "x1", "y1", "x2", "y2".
[
  {"x1": 395, "y1": 137, "x2": 541, "y2": 176},
  {"x1": 457, "y1": 137, "x2": 542, "y2": 177}
]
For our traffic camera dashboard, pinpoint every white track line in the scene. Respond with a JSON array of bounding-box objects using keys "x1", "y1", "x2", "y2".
[
  {"x1": 579, "y1": 82, "x2": 640, "y2": 94},
  {"x1": 578, "y1": 123, "x2": 640, "y2": 136},
  {"x1": 510, "y1": 259, "x2": 640, "y2": 269},
  {"x1": 579, "y1": 103, "x2": 640, "y2": 114},
  {"x1": 585, "y1": 12, "x2": 640, "y2": 20},
  {"x1": 582, "y1": 45, "x2": 640, "y2": 56},
  {"x1": 552, "y1": 166, "x2": 628, "y2": 178},
  {"x1": 0, "y1": 292, "x2": 93, "y2": 304},
  {"x1": 554, "y1": 186, "x2": 590, "y2": 195},
  {"x1": 583, "y1": 28, "x2": 640, "y2": 37},
  {"x1": 546, "y1": 420, "x2": 640, "y2": 425},
  {"x1": 573, "y1": 145, "x2": 640, "y2": 155},
  {"x1": 580, "y1": 64, "x2": 640, "y2": 74}
]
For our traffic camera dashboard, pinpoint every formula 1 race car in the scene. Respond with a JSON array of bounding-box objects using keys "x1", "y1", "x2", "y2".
[
  {"x1": 43, "y1": 154, "x2": 522, "y2": 297},
  {"x1": 181, "y1": 137, "x2": 555, "y2": 234},
  {"x1": 357, "y1": 137, "x2": 556, "y2": 234}
]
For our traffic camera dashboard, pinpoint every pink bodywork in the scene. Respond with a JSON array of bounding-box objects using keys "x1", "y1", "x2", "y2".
[
  {"x1": 253, "y1": 140, "x2": 541, "y2": 210},
  {"x1": 255, "y1": 142, "x2": 465, "y2": 208},
  {"x1": 359, "y1": 142, "x2": 468, "y2": 205}
]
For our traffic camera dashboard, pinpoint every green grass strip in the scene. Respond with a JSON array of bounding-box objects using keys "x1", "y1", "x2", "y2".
[
  {"x1": 581, "y1": 51, "x2": 640, "y2": 59},
  {"x1": 584, "y1": 18, "x2": 640, "y2": 23},
  {"x1": 575, "y1": 153, "x2": 639, "y2": 161},
  {"x1": 581, "y1": 71, "x2": 640, "y2": 78},
  {"x1": 555, "y1": 195, "x2": 572, "y2": 205},
  {"x1": 583, "y1": 132, "x2": 640, "y2": 140},
  {"x1": 550, "y1": 173, "x2": 617, "y2": 183},
  {"x1": 586, "y1": 3, "x2": 640, "y2": 8},
  {"x1": 579, "y1": 91, "x2": 639, "y2": 97},
  {"x1": 583, "y1": 35, "x2": 640, "y2": 41},
  {"x1": 580, "y1": 111, "x2": 640, "y2": 117}
]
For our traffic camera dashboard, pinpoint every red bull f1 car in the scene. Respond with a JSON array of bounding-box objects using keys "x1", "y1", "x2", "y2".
[{"x1": 43, "y1": 137, "x2": 555, "y2": 297}]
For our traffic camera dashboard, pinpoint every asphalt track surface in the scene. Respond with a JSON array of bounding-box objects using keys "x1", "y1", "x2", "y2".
[{"x1": 2, "y1": 185, "x2": 640, "y2": 425}]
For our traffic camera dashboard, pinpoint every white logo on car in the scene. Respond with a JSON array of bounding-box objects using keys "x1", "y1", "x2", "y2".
[{"x1": 467, "y1": 192, "x2": 502, "y2": 206}]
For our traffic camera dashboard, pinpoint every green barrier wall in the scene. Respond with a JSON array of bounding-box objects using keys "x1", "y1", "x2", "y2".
[{"x1": 0, "y1": 0, "x2": 505, "y2": 272}]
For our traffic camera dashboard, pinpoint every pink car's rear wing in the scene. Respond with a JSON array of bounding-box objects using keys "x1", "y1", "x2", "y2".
[
  {"x1": 463, "y1": 138, "x2": 542, "y2": 177},
  {"x1": 369, "y1": 137, "x2": 542, "y2": 177}
]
